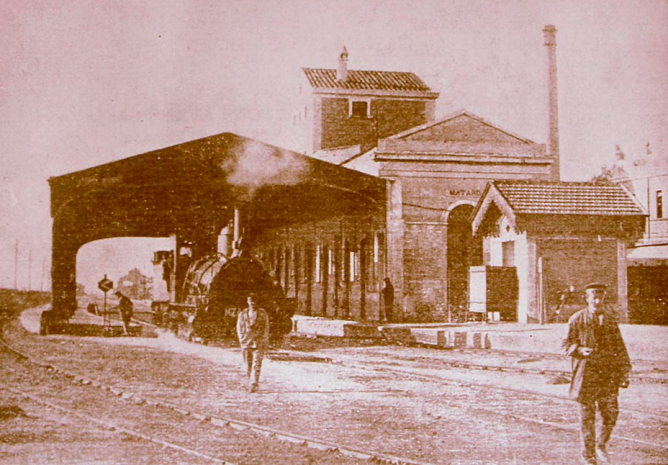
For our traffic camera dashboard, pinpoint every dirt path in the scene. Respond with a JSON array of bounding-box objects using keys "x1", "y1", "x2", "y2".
[{"x1": 4, "y1": 312, "x2": 668, "y2": 465}]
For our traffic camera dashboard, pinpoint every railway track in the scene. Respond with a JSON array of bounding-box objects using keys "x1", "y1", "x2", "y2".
[
  {"x1": 0, "y1": 382, "x2": 232, "y2": 465},
  {"x1": 133, "y1": 315, "x2": 668, "y2": 453},
  {"x1": 269, "y1": 347, "x2": 668, "y2": 440},
  {"x1": 314, "y1": 344, "x2": 668, "y2": 385},
  {"x1": 338, "y1": 357, "x2": 668, "y2": 450},
  {"x1": 3, "y1": 307, "x2": 667, "y2": 464},
  {"x1": 0, "y1": 319, "x2": 435, "y2": 465},
  {"x1": 131, "y1": 310, "x2": 668, "y2": 385},
  {"x1": 311, "y1": 350, "x2": 668, "y2": 414},
  {"x1": 424, "y1": 354, "x2": 667, "y2": 385}
]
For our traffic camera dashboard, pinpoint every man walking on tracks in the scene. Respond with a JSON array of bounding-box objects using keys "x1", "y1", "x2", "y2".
[
  {"x1": 115, "y1": 291, "x2": 134, "y2": 336},
  {"x1": 562, "y1": 283, "x2": 631, "y2": 465},
  {"x1": 236, "y1": 293, "x2": 270, "y2": 393}
]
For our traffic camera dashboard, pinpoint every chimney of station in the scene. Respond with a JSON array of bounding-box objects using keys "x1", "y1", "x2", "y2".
[
  {"x1": 543, "y1": 25, "x2": 560, "y2": 181},
  {"x1": 337, "y1": 45, "x2": 349, "y2": 81}
]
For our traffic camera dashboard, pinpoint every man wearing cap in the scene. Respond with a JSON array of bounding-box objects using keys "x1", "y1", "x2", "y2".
[
  {"x1": 562, "y1": 283, "x2": 631, "y2": 465},
  {"x1": 236, "y1": 293, "x2": 270, "y2": 393}
]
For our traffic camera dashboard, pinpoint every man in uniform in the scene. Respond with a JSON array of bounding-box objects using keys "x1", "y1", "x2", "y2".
[
  {"x1": 562, "y1": 283, "x2": 631, "y2": 464},
  {"x1": 236, "y1": 293, "x2": 270, "y2": 393}
]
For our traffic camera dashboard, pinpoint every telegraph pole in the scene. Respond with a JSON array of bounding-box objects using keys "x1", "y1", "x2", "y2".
[
  {"x1": 14, "y1": 239, "x2": 18, "y2": 290},
  {"x1": 28, "y1": 249, "x2": 32, "y2": 291},
  {"x1": 40, "y1": 258, "x2": 45, "y2": 292}
]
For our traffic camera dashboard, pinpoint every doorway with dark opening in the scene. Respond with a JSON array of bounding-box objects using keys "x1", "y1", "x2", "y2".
[{"x1": 447, "y1": 204, "x2": 483, "y2": 322}]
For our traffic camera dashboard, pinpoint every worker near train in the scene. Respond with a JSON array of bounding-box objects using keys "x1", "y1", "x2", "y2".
[
  {"x1": 562, "y1": 283, "x2": 631, "y2": 465},
  {"x1": 381, "y1": 278, "x2": 395, "y2": 323},
  {"x1": 114, "y1": 291, "x2": 134, "y2": 336},
  {"x1": 236, "y1": 293, "x2": 270, "y2": 393}
]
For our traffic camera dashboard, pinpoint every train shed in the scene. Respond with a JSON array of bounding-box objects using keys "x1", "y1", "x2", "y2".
[{"x1": 48, "y1": 132, "x2": 386, "y2": 322}]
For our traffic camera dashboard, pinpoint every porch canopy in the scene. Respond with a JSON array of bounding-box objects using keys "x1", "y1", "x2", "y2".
[{"x1": 472, "y1": 181, "x2": 647, "y2": 239}]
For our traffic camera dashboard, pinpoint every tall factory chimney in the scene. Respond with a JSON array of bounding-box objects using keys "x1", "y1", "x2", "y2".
[{"x1": 543, "y1": 25, "x2": 560, "y2": 181}]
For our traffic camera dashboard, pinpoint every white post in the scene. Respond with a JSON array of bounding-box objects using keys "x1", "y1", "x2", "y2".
[{"x1": 617, "y1": 240, "x2": 629, "y2": 322}]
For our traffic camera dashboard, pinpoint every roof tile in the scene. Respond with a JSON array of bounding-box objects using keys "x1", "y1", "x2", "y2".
[
  {"x1": 494, "y1": 181, "x2": 644, "y2": 216},
  {"x1": 303, "y1": 68, "x2": 432, "y2": 92}
]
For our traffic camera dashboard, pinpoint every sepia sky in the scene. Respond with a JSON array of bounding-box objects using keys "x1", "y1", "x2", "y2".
[{"x1": 1, "y1": 0, "x2": 667, "y2": 293}]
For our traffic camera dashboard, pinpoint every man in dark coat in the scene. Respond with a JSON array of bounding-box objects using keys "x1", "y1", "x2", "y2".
[
  {"x1": 381, "y1": 278, "x2": 395, "y2": 323},
  {"x1": 562, "y1": 283, "x2": 631, "y2": 465}
]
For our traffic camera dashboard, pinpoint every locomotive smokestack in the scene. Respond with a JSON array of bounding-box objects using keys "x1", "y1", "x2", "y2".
[
  {"x1": 233, "y1": 207, "x2": 242, "y2": 248},
  {"x1": 543, "y1": 25, "x2": 560, "y2": 181},
  {"x1": 218, "y1": 224, "x2": 233, "y2": 256}
]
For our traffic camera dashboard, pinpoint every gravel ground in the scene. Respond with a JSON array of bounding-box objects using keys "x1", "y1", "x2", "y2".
[
  {"x1": 3, "y1": 292, "x2": 668, "y2": 464},
  {"x1": 0, "y1": 390, "x2": 216, "y2": 465},
  {"x1": 0, "y1": 292, "x2": 386, "y2": 465}
]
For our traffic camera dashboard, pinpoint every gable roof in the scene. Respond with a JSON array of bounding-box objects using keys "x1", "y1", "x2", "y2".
[
  {"x1": 388, "y1": 110, "x2": 535, "y2": 145},
  {"x1": 49, "y1": 132, "x2": 387, "y2": 220},
  {"x1": 471, "y1": 180, "x2": 647, "y2": 237},
  {"x1": 302, "y1": 68, "x2": 434, "y2": 94},
  {"x1": 376, "y1": 110, "x2": 546, "y2": 158},
  {"x1": 494, "y1": 181, "x2": 645, "y2": 216}
]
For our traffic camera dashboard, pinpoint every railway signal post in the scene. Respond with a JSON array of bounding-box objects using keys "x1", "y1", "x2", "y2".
[{"x1": 98, "y1": 275, "x2": 114, "y2": 336}]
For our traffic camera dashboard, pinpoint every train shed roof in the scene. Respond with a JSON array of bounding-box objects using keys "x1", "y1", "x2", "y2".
[{"x1": 49, "y1": 132, "x2": 387, "y2": 242}]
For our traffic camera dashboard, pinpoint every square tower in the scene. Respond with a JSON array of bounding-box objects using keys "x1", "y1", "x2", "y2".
[{"x1": 296, "y1": 47, "x2": 439, "y2": 155}]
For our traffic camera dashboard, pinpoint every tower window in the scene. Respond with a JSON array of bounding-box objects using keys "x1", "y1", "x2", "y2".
[
  {"x1": 349, "y1": 99, "x2": 370, "y2": 118},
  {"x1": 657, "y1": 190, "x2": 663, "y2": 219}
]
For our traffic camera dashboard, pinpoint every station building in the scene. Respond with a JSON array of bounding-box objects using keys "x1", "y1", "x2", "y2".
[
  {"x1": 49, "y1": 26, "x2": 650, "y2": 325},
  {"x1": 611, "y1": 146, "x2": 668, "y2": 324},
  {"x1": 259, "y1": 36, "x2": 557, "y2": 321},
  {"x1": 471, "y1": 181, "x2": 645, "y2": 324},
  {"x1": 612, "y1": 146, "x2": 668, "y2": 265}
]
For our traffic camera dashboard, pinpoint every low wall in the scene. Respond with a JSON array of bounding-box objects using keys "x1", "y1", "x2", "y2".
[{"x1": 292, "y1": 316, "x2": 382, "y2": 338}]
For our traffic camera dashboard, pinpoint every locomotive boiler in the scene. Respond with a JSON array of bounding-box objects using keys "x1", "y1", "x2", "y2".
[{"x1": 152, "y1": 252, "x2": 295, "y2": 344}]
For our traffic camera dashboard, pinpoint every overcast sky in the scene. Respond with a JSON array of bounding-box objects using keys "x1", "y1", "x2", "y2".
[{"x1": 1, "y1": 0, "x2": 667, "y2": 294}]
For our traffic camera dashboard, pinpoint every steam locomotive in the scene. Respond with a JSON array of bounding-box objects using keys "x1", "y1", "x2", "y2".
[{"x1": 152, "y1": 252, "x2": 295, "y2": 344}]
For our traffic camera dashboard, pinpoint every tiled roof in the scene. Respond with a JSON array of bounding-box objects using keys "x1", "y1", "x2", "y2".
[
  {"x1": 494, "y1": 181, "x2": 645, "y2": 216},
  {"x1": 302, "y1": 68, "x2": 432, "y2": 92}
]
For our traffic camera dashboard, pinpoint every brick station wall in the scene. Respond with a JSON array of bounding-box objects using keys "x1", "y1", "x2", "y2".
[
  {"x1": 319, "y1": 97, "x2": 429, "y2": 152},
  {"x1": 373, "y1": 99, "x2": 429, "y2": 139},
  {"x1": 536, "y1": 236, "x2": 619, "y2": 321},
  {"x1": 403, "y1": 222, "x2": 447, "y2": 320}
]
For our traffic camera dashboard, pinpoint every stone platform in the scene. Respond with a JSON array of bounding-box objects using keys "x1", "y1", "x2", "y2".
[
  {"x1": 294, "y1": 316, "x2": 668, "y2": 362},
  {"x1": 292, "y1": 315, "x2": 382, "y2": 338},
  {"x1": 21, "y1": 308, "x2": 667, "y2": 361}
]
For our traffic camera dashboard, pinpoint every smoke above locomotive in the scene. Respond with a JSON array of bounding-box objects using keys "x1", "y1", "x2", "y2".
[{"x1": 220, "y1": 136, "x2": 309, "y2": 201}]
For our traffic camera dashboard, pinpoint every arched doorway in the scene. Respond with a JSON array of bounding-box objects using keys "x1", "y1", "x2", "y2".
[{"x1": 446, "y1": 204, "x2": 482, "y2": 321}]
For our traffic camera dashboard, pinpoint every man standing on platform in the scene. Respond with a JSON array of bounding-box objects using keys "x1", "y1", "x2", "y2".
[
  {"x1": 236, "y1": 293, "x2": 270, "y2": 393},
  {"x1": 562, "y1": 283, "x2": 632, "y2": 465},
  {"x1": 381, "y1": 278, "x2": 395, "y2": 323}
]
